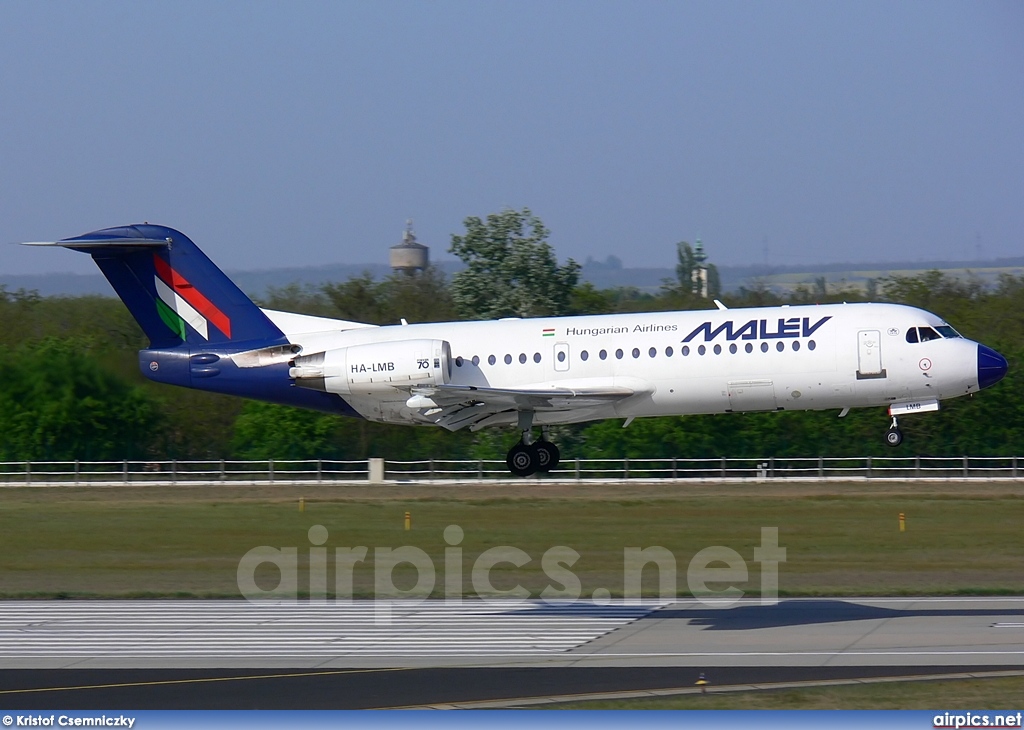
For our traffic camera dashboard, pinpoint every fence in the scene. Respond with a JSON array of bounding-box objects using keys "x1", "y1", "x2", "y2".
[{"x1": 1, "y1": 456, "x2": 1022, "y2": 485}]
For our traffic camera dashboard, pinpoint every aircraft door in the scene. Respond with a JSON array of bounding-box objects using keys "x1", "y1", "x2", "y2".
[
  {"x1": 856, "y1": 330, "x2": 886, "y2": 379},
  {"x1": 554, "y1": 342, "x2": 570, "y2": 372}
]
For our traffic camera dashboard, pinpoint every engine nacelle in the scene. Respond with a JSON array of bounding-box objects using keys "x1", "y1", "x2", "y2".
[{"x1": 289, "y1": 339, "x2": 451, "y2": 395}]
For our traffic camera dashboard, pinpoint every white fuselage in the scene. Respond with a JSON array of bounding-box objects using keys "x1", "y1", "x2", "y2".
[{"x1": 271, "y1": 302, "x2": 980, "y2": 429}]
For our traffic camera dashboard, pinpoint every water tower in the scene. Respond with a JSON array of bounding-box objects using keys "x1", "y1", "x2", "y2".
[{"x1": 389, "y1": 220, "x2": 429, "y2": 276}]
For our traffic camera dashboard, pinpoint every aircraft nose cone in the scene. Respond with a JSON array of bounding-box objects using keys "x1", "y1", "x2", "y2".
[{"x1": 978, "y1": 345, "x2": 1008, "y2": 390}]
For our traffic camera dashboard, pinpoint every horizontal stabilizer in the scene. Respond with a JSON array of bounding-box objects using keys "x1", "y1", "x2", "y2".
[{"x1": 22, "y1": 237, "x2": 170, "y2": 249}]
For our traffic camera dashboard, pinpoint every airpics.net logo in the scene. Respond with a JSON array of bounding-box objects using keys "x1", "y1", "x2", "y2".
[
  {"x1": 236, "y1": 526, "x2": 786, "y2": 613},
  {"x1": 934, "y1": 713, "x2": 1023, "y2": 729}
]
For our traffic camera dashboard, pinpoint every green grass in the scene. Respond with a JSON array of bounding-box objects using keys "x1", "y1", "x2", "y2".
[
  {"x1": 1, "y1": 482, "x2": 1022, "y2": 598},
  {"x1": 544, "y1": 675, "x2": 1024, "y2": 709}
]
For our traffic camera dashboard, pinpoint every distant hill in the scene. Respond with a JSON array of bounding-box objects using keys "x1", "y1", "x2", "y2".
[
  {"x1": 719, "y1": 257, "x2": 1024, "y2": 295},
  {"x1": 580, "y1": 254, "x2": 1024, "y2": 294},
  {"x1": 4, "y1": 255, "x2": 1023, "y2": 299},
  {"x1": 0, "y1": 263, "x2": 455, "y2": 299}
]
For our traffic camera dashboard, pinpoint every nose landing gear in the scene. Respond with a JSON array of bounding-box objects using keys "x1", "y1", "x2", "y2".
[
  {"x1": 505, "y1": 412, "x2": 561, "y2": 476},
  {"x1": 885, "y1": 416, "x2": 903, "y2": 447}
]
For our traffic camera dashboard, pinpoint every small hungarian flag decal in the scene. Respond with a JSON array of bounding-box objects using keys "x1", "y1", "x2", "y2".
[{"x1": 542, "y1": 328, "x2": 556, "y2": 337}]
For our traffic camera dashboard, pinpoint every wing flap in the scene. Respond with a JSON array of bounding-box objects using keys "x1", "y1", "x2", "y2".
[
  {"x1": 424, "y1": 383, "x2": 635, "y2": 410},
  {"x1": 407, "y1": 382, "x2": 638, "y2": 431}
]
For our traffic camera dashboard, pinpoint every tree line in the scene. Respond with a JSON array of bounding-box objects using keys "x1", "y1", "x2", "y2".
[{"x1": 1, "y1": 208, "x2": 1020, "y2": 462}]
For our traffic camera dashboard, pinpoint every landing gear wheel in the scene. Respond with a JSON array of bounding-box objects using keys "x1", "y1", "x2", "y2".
[
  {"x1": 507, "y1": 442, "x2": 539, "y2": 477},
  {"x1": 885, "y1": 414, "x2": 903, "y2": 447},
  {"x1": 534, "y1": 441, "x2": 560, "y2": 472}
]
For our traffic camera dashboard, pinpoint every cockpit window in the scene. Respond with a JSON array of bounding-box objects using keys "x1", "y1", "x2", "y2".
[{"x1": 907, "y1": 325, "x2": 961, "y2": 343}]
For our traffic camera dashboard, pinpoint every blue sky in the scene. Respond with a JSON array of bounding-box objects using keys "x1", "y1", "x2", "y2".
[{"x1": 2, "y1": 1, "x2": 1021, "y2": 275}]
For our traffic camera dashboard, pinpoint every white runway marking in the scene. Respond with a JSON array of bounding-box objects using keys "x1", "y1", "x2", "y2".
[
  {"x1": 2, "y1": 597, "x2": 1022, "y2": 668},
  {"x1": 0, "y1": 600, "x2": 662, "y2": 658}
]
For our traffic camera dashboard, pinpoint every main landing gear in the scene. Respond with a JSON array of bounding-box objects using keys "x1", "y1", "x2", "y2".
[
  {"x1": 505, "y1": 411, "x2": 561, "y2": 477},
  {"x1": 885, "y1": 415, "x2": 903, "y2": 447},
  {"x1": 506, "y1": 439, "x2": 560, "y2": 477}
]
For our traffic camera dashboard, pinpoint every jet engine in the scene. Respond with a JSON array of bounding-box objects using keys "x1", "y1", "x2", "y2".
[{"x1": 289, "y1": 339, "x2": 451, "y2": 395}]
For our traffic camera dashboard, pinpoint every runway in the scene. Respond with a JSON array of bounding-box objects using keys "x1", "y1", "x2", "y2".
[
  {"x1": 0, "y1": 597, "x2": 1021, "y2": 708},
  {"x1": 0, "y1": 597, "x2": 1022, "y2": 669},
  {"x1": 2, "y1": 666, "x2": 1020, "y2": 709}
]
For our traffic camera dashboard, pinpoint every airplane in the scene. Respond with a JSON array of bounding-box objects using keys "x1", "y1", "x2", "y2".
[{"x1": 26, "y1": 224, "x2": 1008, "y2": 476}]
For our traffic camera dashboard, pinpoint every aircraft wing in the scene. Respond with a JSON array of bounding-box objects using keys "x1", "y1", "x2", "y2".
[{"x1": 406, "y1": 383, "x2": 636, "y2": 431}]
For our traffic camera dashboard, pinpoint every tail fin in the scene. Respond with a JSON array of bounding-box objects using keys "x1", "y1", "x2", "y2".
[{"x1": 32, "y1": 224, "x2": 286, "y2": 350}]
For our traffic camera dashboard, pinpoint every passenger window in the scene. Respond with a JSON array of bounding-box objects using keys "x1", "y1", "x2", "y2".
[
  {"x1": 906, "y1": 328, "x2": 919, "y2": 344},
  {"x1": 649, "y1": 347, "x2": 657, "y2": 358},
  {"x1": 665, "y1": 346, "x2": 673, "y2": 357},
  {"x1": 533, "y1": 352, "x2": 541, "y2": 363},
  {"x1": 615, "y1": 349, "x2": 624, "y2": 359},
  {"x1": 599, "y1": 349, "x2": 608, "y2": 360},
  {"x1": 632, "y1": 348, "x2": 640, "y2": 359},
  {"x1": 919, "y1": 327, "x2": 941, "y2": 342},
  {"x1": 581, "y1": 350, "x2": 589, "y2": 361},
  {"x1": 488, "y1": 355, "x2": 496, "y2": 365}
]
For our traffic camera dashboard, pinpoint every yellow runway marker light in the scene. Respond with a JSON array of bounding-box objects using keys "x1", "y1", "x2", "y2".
[
  {"x1": 404, "y1": 511, "x2": 411, "y2": 531},
  {"x1": 899, "y1": 512, "x2": 905, "y2": 532},
  {"x1": 696, "y1": 672, "x2": 708, "y2": 694},
  {"x1": 299, "y1": 498, "x2": 305, "y2": 513}
]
